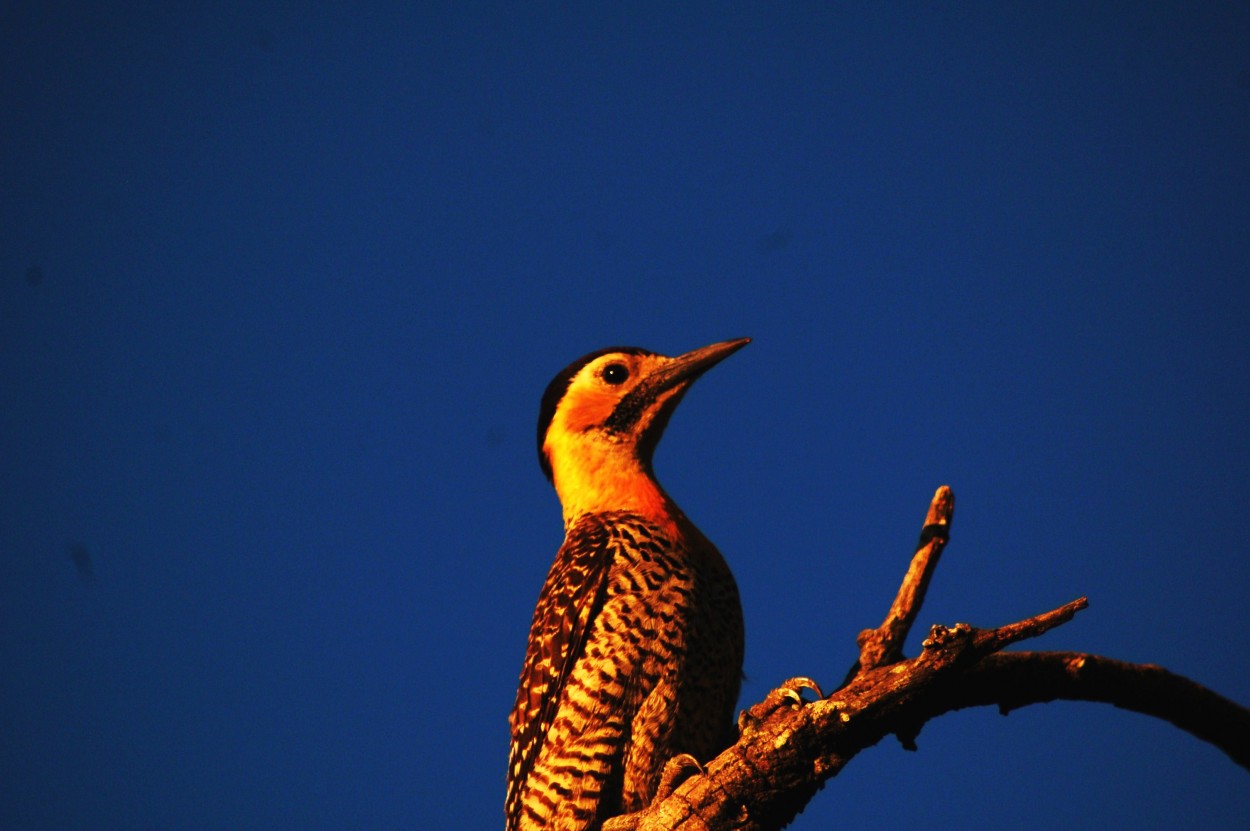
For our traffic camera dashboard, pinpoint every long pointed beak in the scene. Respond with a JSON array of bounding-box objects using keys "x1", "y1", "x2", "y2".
[
  {"x1": 606, "y1": 338, "x2": 750, "y2": 433},
  {"x1": 656, "y1": 337, "x2": 752, "y2": 393}
]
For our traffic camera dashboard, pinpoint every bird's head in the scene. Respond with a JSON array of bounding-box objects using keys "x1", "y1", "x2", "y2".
[{"x1": 537, "y1": 337, "x2": 750, "y2": 525}]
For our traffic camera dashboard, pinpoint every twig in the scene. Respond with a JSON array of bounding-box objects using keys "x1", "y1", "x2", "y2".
[
  {"x1": 849, "y1": 485, "x2": 954, "y2": 680},
  {"x1": 968, "y1": 596, "x2": 1088, "y2": 653}
]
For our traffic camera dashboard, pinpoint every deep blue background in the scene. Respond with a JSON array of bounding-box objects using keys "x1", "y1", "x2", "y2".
[{"x1": 3, "y1": 3, "x2": 1249, "y2": 829}]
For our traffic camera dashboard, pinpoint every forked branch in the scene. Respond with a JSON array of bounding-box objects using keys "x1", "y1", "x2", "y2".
[{"x1": 606, "y1": 485, "x2": 1250, "y2": 831}]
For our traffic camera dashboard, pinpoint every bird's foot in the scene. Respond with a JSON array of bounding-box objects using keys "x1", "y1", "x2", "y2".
[
  {"x1": 656, "y1": 753, "x2": 702, "y2": 800},
  {"x1": 737, "y1": 676, "x2": 824, "y2": 737},
  {"x1": 601, "y1": 754, "x2": 705, "y2": 831}
]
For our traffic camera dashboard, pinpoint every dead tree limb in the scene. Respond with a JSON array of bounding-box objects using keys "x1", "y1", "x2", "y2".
[
  {"x1": 604, "y1": 486, "x2": 1250, "y2": 831},
  {"x1": 851, "y1": 484, "x2": 954, "y2": 676},
  {"x1": 959, "y1": 651, "x2": 1250, "y2": 768}
]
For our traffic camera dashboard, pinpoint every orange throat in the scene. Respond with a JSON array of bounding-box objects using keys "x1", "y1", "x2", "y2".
[{"x1": 549, "y1": 448, "x2": 676, "y2": 532}]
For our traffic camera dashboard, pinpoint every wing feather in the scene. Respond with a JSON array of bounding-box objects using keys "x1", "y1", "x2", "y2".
[{"x1": 506, "y1": 516, "x2": 614, "y2": 827}]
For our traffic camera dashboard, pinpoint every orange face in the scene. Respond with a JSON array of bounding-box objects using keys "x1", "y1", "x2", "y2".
[
  {"x1": 549, "y1": 352, "x2": 670, "y2": 434},
  {"x1": 551, "y1": 375, "x2": 628, "y2": 436},
  {"x1": 542, "y1": 352, "x2": 680, "y2": 527},
  {"x1": 539, "y1": 339, "x2": 749, "y2": 528}
]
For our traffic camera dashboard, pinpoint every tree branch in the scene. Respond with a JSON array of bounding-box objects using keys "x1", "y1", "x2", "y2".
[
  {"x1": 959, "y1": 651, "x2": 1250, "y2": 769},
  {"x1": 851, "y1": 485, "x2": 954, "y2": 678},
  {"x1": 605, "y1": 486, "x2": 1250, "y2": 831}
]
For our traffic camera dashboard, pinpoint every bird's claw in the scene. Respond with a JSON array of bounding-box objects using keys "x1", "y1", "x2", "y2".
[
  {"x1": 779, "y1": 676, "x2": 824, "y2": 701},
  {"x1": 656, "y1": 753, "x2": 702, "y2": 799},
  {"x1": 737, "y1": 676, "x2": 824, "y2": 736},
  {"x1": 601, "y1": 755, "x2": 703, "y2": 831}
]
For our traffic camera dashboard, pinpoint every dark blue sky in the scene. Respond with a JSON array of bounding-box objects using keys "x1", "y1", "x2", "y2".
[{"x1": 3, "y1": 3, "x2": 1249, "y2": 829}]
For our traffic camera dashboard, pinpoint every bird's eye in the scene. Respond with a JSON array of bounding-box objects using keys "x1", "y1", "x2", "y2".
[{"x1": 601, "y1": 363, "x2": 630, "y2": 385}]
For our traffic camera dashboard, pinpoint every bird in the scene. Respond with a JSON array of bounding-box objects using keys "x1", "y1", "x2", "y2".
[{"x1": 506, "y1": 338, "x2": 749, "y2": 831}]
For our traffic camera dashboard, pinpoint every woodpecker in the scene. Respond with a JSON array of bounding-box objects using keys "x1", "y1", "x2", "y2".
[{"x1": 506, "y1": 338, "x2": 749, "y2": 831}]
